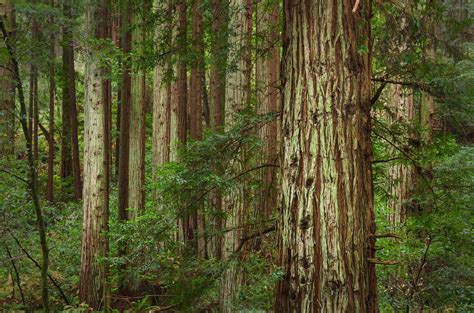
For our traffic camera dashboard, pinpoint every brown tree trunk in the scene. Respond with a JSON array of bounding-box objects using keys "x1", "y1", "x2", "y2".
[
  {"x1": 47, "y1": 0, "x2": 55, "y2": 202},
  {"x1": 275, "y1": 1, "x2": 378, "y2": 312},
  {"x1": 255, "y1": 0, "x2": 280, "y2": 220},
  {"x1": 118, "y1": 0, "x2": 131, "y2": 223},
  {"x1": 185, "y1": 0, "x2": 205, "y2": 254},
  {"x1": 79, "y1": 0, "x2": 111, "y2": 308},
  {"x1": 175, "y1": 0, "x2": 188, "y2": 244},
  {"x1": 31, "y1": 12, "x2": 39, "y2": 163},
  {"x1": 0, "y1": 0, "x2": 15, "y2": 157},
  {"x1": 62, "y1": 0, "x2": 82, "y2": 199}
]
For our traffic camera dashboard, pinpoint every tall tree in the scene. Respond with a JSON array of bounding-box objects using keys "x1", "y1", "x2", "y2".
[
  {"x1": 386, "y1": 85, "x2": 417, "y2": 226},
  {"x1": 128, "y1": 7, "x2": 147, "y2": 216},
  {"x1": 275, "y1": 0, "x2": 378, "y2": 311},
  {"x1": 79, "y1": 0, "x2": 111, "y2": 308},
  {"x1": 47, "y1": 0, "x2": 55, "y2": 202},
  {"x1": 0, "y1": 0, "x2": 15, "y2": 156},
  {"x1": 220, "y1": 0, "x2": 252, "y2": 310},
  {"x1": 152, "y1": 0, "x2": 172, "y2": 202},
  {"x1": 62, "y1": 0, "x2": 82, "y2": 199},
  {"x1": 118, "y1": 0, "x2": 131, "y2": 226},
  {"x1": 256, "y1": 0, "x2": 280, "y2": 219}
]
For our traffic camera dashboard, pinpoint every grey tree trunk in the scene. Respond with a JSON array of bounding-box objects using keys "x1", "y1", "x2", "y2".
[{"x1": 79, "y1": 0, "x2": 111, "y2": 308}]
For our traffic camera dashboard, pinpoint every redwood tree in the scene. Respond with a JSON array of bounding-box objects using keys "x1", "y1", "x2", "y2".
[
  {"x1": 275, "y1": 0, "x2": 378, "y2": 311},
  {"x1": 80, "y1": 0, "x2": 111, "y2": 307}
]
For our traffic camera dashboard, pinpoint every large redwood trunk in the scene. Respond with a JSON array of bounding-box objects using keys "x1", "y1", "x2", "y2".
[
  {"x1": 275, "y1": 0, "x2": 378, "y2": 312},
  {"x1": 80, "y1": 0, "x2": 111, "y2": 308},
  {"x1": 219, "y1": 0, "x2": 252, "y2": 310}
]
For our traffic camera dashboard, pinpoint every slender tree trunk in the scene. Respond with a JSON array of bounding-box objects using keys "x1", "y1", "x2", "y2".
[
  {"x1": 219, "y1": 0, "x2": 252, "y2": 310},
  {"x1": 175, "y1": 0, "x2": 188, "y2": 243},
  {"x1": 0, "y1": 17, "x2": 50, "y2": 313},
  {"x1": 79, "y1": 0, "x2": 111, "y2": 308},
  {"x1": 47, "y1": 0, "x2": 55, "y2": 202},
  {"x1": 152, "y1": 0, "x2": 171, "y2": 180},
  {"x1": 0, "y1": 0, "x2": 15, "y2": 157},
  {"x1": 275, "y1": 1, "x2": 378, "y2": 312},
  {"x1": 256, "y1": 0, "x2": 280, "y2": 220},
  {"x1": 207, "y1": 0, "x2": 228, "y2": 259},
  {"x1": 387, "y1": 85, "x2": 416, "y2": 226},
  {"x1": 116, "y1": 0, "x2": 131, "y2": 295},
  {"x1": 32, "y1": 11, "x2": 39, "y2": 163},
  {"x1": 128, "y1": 9, "x2": 146, "y2": 217},
  {"x1": 118, "y1": 0, "x2": 131, "y2": 224},
  {"x1": 186, "y1": 0, "x2": 205, "y2": 254},
  {"x1": 62, "y1": 0, "x2": 82, "y2": 199}
]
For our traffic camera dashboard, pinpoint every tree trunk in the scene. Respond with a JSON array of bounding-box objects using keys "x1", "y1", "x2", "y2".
[
  {"x1": 152, "y1": 0, "x2": 171, "y2": 191},
  {"x1": 118, "y1": 0, "x2": 131, "y2": 223},
  {"x1": 275, "y1": 1, "x2": 378, "y2": 312},
  {"x1": 62, "y1": 0, "x2": 82, "y2": 199},
  {"x1": 186, "y1": 0, "x2": 205, "y2": 254},
  {"x1": 387, "y1": 85, "x2": 416, "y2": 226},
  {"x1": 0, "y1": 0, "x2": 15, "y2": 157},
  {"x1": 128, "y1": 8, "x2": 146, "y2": 217},
  {"x1": 219, "y1": 0, "x2": 252, "y2": 310},
  {"x1": 256, "y1": 0, "x2": 280, "y2": 220},
  {"x1": 80, "y1": 0, "x2": 111, "y2": 308},
  {"x1": 47, "y1": 0, "x2": 55, "y2": 202}
]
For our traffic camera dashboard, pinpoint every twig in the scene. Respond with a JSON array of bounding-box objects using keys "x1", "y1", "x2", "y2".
[
  {"x1": 235, "y1": 225, "x2": 276, "y2": 253},
  {"x1": 370, "y1": 233, "x2": 402, "y2": 240},
  {"x1": 5, "y1": 244, "x2": 26, "y2": 306},
  {"x1": 10, "y1": 232, "x2": 70, "y2": 305},
  {"x1": 368, "y1": 258, "x2": 400, "y2": 265},
  {"x1": 0, "y1": 169, "x2": 29, "y2": 184}
]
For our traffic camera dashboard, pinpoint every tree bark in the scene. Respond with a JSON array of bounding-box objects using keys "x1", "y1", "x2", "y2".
[
  {"x1": 128, "y1": 8, "x2": 146, "y2": 217},
  {"x1": 0, "y1": 0, "x2": 15, "y2": 157},
  {"x1": 62, "y1": 0, "x2": 82, "y2": 199},
  {"x1": 275, "y1": 1, "x2": 378, "y2": 312},
  {"x1": 185, "y1": 0, "x2": 205, "y2": 254},
  {"x1": 79, "y1": 0, "x2": 111, "y2": 308},
  {"x1": 152, "y1": 0, "x2": 171, "y2": 193},
  {"x1": 118, "y1": 0, "x2": 131, "y2": 223},
  {"x1": 219, "y1": 0, "x2": 252, "y2": 310},
  {"x1": 47, "y1": 0, "x2": 55, "y2": 202},
  {"x1": 386, "y1": 85, "x2": 416, "y2": 226},
  {"x1": 256, "y1": 0, "x2": 280, "y2": 220}
]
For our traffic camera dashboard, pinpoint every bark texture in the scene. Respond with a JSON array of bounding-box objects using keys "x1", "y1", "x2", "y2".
[
  {"x1": 152, "y1": 0, "x2": 171, "y2": 183},
  {"x1": 80, "y1": 0, "x2": 111, "y2": 308},
  {"x1": 275, "y1": 1, "x2": 378, "y2": 312},
  {"x1": 62, "y1": 0, "x2": 82, "y2": 199},
  {"x1": 387, "y1": 85, "x2": 416, "y2": 226},
  {"x1": 128, "y1": 10, "x2": 146, "y2": 217},
  {"x1": 256, "y1": 0, "x2": 280, "y2": 219},
  {"x1": 219, "y1": 0, "x2": 252, "y2": 310}
]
